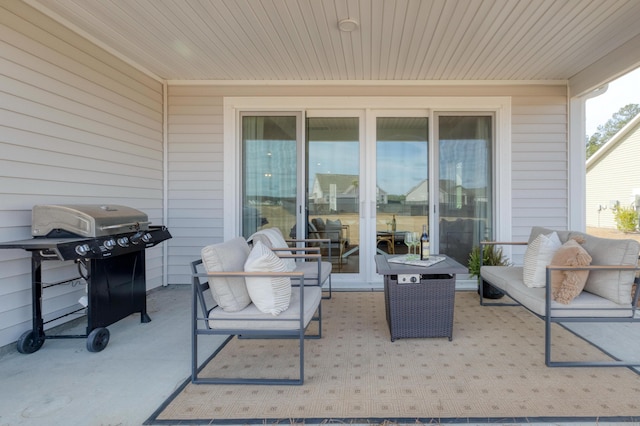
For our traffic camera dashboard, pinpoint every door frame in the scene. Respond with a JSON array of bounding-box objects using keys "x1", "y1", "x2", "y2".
[{"x1": 224, "y1": 96, "x2": 512, "y2": 285}]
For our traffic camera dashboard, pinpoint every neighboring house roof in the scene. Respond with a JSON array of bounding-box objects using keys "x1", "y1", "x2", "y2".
[
  {"x1": 586, "y1": 112, "x2": 640, "y2": 171},
  {"x1": 313, "y1": 174, "x2": 360, "y2": 197}
]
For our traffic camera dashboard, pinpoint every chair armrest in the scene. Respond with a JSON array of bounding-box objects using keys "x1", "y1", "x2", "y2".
[
  {"x1": 286, "y1": 238, "x2": 331, "y2": 245},
  {"x1": 480, "y1": 241, "x2": 528, "y2": 246},
  {"x1": 194, "y1": 271, "x2": 305, "y2": 279},
  {"x1": 546, "y1": 264, "x2": 639, "y2": 272},
  {"x1": 272, "y1": 251, "x2": 322, "y2": 262},
  {"x1": 273, "y1": 246, "x2": 321, "y2": 253}
]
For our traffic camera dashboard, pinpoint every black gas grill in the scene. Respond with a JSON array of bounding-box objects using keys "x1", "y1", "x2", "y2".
[{"x1": 0, "y1": 204, "x2": 171, "y2": 353}]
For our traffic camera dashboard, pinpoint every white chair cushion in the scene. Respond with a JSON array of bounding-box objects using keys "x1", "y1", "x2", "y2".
[
  {"x1": 208, "y1": 287, "x2": 321, "y2": 330},
  {"x1": 244, "y1": 241, "x2": 292, "y2": 315},
  {"x1": 201, "y1": 237, "x2": 251, "y2": 312},
  {"x1": 522, "y1": 231, "x2": 561, "y2": 288}
]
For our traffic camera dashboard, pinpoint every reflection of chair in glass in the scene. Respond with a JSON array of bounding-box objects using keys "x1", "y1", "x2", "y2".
[
  {"x1": 309, "y1": 218, "x2": 348, "y2": 270},
  {"x1": 376, "y1": 231, "x2": 395, "y2": 254}
]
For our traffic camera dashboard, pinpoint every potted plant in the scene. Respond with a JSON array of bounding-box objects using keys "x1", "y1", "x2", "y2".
[{"x1": 468, "y1": 244, "x2": 511, "y2": 299}]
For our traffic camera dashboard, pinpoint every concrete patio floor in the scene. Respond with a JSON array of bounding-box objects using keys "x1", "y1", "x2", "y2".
[{"x1": 0, "y1": 285, "x2": 638, "y2": 426}]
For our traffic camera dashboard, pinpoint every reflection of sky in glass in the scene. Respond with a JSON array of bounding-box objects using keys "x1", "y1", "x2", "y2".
[
  {"x1": 244, "y1": 138, "x2": 489, "y2": 197},
  {"x1": 377, "y1": 141, "x2": 428, "y2": 195},
  {"x1": 308, "y1": 141, "x2": 359, "y2": 176}
]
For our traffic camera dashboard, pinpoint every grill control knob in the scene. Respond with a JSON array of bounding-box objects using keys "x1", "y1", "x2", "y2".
[
  {"x1": 75, "y1": 244, "x2": 91, "y2": 256},
  {"x1": 141, "y1": 233, "x2": 152, "y2": 243},
  {"x1": 103, "y1": 239, "x2": 116, "y2": 250},
  {"x1": 117, "y1": 237, "x2": 129, "y2": 247},
  {"x1": 129, "y1": 231, "x2": 144, "y2": 244}
]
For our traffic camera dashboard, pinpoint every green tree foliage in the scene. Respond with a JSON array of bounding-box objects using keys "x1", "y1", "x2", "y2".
[{"x1": 586, "y1": 103, "x2": 640, "y2": 158}]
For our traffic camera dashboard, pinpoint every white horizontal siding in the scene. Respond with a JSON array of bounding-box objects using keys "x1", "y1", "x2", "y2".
[
  {"x1": 0, "y1": 2, "x2": 164, "y2": 349},
  {"x1": 511, "y1": 94, "x2": 568, "y2": 244},
  {"x1": 166, "y1": 83, "x2": 568, "y2": 281},
  {"x1": 166, "y1": 88, "x2": 224, "y2": 284},
  {"x1": 586, "y1": 124, "x2": 640, "y2": 229}
]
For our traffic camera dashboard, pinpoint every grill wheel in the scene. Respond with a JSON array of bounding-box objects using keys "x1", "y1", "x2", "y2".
[
  {"x1": 86, "y1": 327, "x2": 110, "y2": 352},
  {"x1": 17, "y1": 330, "x2": 45, "y2": 354}
]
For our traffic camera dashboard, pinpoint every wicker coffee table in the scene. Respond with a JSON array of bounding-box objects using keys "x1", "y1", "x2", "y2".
[{"x1": 374, "y1": 254, "x2": 467, "y2": 342}]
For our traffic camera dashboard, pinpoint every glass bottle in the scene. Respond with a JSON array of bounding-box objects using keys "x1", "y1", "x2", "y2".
[
  {"x1": 391, "y1": 215, "x2": 396, "y2": 232},
  {"x1": 420, "y1": 224, "x2": 430, "y2": 260}
]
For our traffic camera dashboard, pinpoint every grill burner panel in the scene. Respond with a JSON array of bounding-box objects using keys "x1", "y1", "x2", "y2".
[{"x1": 4, "y1": 227, "x2": 171, "y2": 260}]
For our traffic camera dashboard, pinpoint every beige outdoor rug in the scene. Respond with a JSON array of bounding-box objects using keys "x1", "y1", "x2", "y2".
[{"x1": 147, "y1": 291, "x2": 640, "y2": 424}]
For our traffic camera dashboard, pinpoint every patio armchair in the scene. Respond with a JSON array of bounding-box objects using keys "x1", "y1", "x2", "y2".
[{"x1": 191, "y1": 237, "x2": 322, "y2": 385}]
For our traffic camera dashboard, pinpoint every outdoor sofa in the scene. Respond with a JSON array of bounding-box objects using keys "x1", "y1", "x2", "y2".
[{"x1": 479, "y1": 226, "x2": 640, "y2": 367}]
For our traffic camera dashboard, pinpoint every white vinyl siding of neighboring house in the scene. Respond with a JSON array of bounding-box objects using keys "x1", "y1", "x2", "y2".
[
  {"x1": 165, "y1": 84, "x2": 567, "y2": 279},
  {"x1": 0, "y1": 2, "x2": 164, "y2": 348},
  {"x1": 586, "y1": 117, "x2": 640, "y2": 229}
]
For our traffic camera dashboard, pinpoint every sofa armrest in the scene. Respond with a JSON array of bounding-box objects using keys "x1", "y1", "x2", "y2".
[{"x1": 479, "y1": 241, "x2": 527, "y2": 268}]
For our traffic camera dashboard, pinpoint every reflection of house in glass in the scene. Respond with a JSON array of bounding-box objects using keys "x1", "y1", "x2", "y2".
[
  {"x1": 310, "y1": 174, "x2": 389, "y2": 213},
  {"x1": 405, "y1": 179, "x2": 488, "y2": 218}
]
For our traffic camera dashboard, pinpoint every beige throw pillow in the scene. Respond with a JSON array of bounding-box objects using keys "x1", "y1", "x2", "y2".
[
  {"x1": 244, "y1": 241, "x2": 292, "y2": 315},
  {"x1": 201, "y1": 237, "x2": 252, "y2": 312},
  {"x1": 523, "y1": 231, "x2": 561, "y2": 288},
  {"x1": 550, "y1": 239, "x2": 592, "y2": 305}
]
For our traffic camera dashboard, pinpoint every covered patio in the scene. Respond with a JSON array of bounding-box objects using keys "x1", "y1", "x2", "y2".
[
  {"x1": 2, "y1": 0, "x2": 640, "y2": 424},
  {"x1": 0, "y1": 284, "x2": 639, "y2": 425}
]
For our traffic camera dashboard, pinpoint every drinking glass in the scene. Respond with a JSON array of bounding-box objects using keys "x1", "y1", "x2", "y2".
[{"x1": 404, "y1": 232, "x2": 414, "y2": 258}]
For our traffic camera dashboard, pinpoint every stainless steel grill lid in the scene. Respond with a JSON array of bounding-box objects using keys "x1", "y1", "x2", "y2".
[{"x1": 32, "y1": 204, "x2": 150, "y2": 238}]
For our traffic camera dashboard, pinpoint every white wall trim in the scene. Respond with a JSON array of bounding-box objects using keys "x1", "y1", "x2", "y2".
[
  {"x1": 223, "y1": 96, "x2": 512, "y2": 243},
  {"x1": 170, "y1": 79, "x2": 565, "y2": 87},
  {"x1": 568, "y1": 85, "x2": 611, "y2": 232},
  {"x1": 162, "y1": 80, "x2": 169, "y2": 286}
]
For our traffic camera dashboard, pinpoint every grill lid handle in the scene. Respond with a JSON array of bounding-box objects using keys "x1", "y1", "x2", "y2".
[{"x1": 99, "y1": 221, "x2": 151, "y2": 231}]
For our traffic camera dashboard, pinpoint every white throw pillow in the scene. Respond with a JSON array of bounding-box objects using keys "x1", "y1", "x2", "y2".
[
  {"x1": 244, "y1": 241, "x2": 292, "y2": 315},
  {"x1": 522, "y1": 231, "x2": 562, "y2": 288}
]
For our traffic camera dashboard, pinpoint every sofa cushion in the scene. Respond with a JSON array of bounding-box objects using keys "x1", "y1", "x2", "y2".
[
  {"x1": 201, "y1": 237, "x2": 252, "y2": 312},
  {"x1": 522, "y1": 231, "x2": 561, "y2": 288},
  {"x1": 248, "y1": 228, "x2": 296, "y2": 272},
  {"x1": 568, "y1": 232, "x2": 639, "y2": 305},
  {"x1": 528, "y1": 226, "x2": 571, "y2": 244},
  {"x1": 550, "y1": 239, "x2": 592, "y2": 304},
  {"x1": 244, "y1": 241, "x2": 292, "y2": 315}
]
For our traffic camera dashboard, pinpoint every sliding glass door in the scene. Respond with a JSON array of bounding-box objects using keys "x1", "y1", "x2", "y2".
[
  {"x1": 239, "y1": 109, "x2": 494, "y2": 286},
  {"x1": 437, "y1": 115, "x2": 493, "y2": 266},
  {"x1": 306, "y1": 116, "x2": 361, "y2": 274},
  {"x1": 240, "y1": 114, "x2": 300, "y2": 239},
  {"x1": 375, "y1": 117, "x2": 429, "y2": 259}
]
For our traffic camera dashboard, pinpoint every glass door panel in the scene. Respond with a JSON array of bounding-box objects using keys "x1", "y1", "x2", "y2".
[
  {"x1": 241, "y1": 115, "x2": 298, "y2": 239},
  {"x1": 438, "y1": 115, "x2": 493, "y2": 266},
  {"x1": 376, "y1": 117, "x2": 429, "y2": 257},
  {"x1": 306, "y1": 117, "x2": 360, "y2": 273}
]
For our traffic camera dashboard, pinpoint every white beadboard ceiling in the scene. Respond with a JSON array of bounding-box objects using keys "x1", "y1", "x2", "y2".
[{"x1": 28, "y1": 0, "x2": 640, "y2": 82}]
